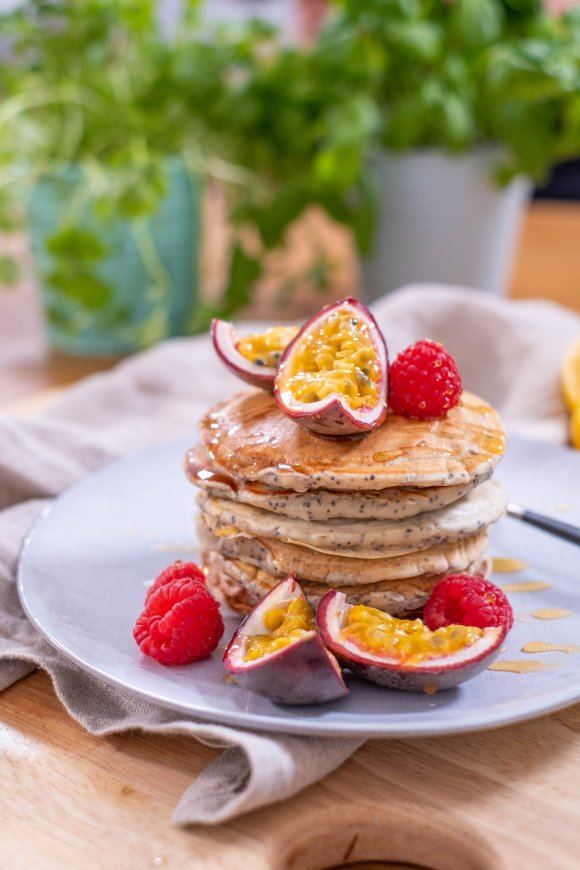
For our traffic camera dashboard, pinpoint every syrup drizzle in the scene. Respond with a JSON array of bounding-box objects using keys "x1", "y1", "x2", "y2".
[
  {"x1": 202, "y1": 391, "x2": 505, "y2": 480},
  {"x1": 488, "y1": 660, "x2": 559, "y2": 674},
  {"x1": 531, "y1": 608, "x2": 573, "y2": 620},
  {"x1": 492, "y1": 557, "x2": 529, "y2": 574},
  {"x1": 522, "y1": 641, "x2": 580, "y2": 654},
  {"x1": 501, "y1": 580, "x2": 552, "y2": 593},
  {"x1": 372, "y1": 450, "x2": 405, "y2": 463}
]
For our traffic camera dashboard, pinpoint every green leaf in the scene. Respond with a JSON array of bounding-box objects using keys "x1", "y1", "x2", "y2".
[
  {"x1": 47, "y1": 228, "x2": 107, "y2": 261},
  {"x1": 222, "y1": 243, "x2": 262, "y2": 317},
  {"x1": 47, "y1": 268, "x2": 112, "y2": 310},
  {"x1": 439, "y1": 94, "x2": 475, "y2": 149},
  {"x1": 384, "y1": 97, "x2": 431, "y2": 149},
  {"x1": 0, "y1": 256, "x2": 19, "y2": 286},
  {"x1": 384, "y1": 21, "x2": 442, "y2": 62},
  {"x1": 315, "y1": 144, "x2": 363, "y2": 190},
  {"x1": 189, "y1": 242, "x2": 262, "y2": 333},
  {"x1": 501, "y1": 0, "x2": 542, "y2": 19},
  {"x1": 450, "y1": 0, "x2": 504, "y2": 47},
  {"x1": 349, "y1": 174, "x2": 379, "y2": 255},
  {"x1": 44, "y1": 303, "x2": 78, "y2": 337},
  {"x1": 136, "y1": 307, "x2": 170, "y2": 348},
  {"x1": 252, "y1": 186, "x2": 310, "y2": 249}
]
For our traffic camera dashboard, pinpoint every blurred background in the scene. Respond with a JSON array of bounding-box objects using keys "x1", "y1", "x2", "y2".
[{"x1": 1, "y1": 0, "x2": 579, "y2": 409}]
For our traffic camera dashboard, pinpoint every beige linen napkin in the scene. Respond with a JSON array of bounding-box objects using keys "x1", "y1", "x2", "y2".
[{"x1": 1, "y1": 284, "x2": 578, "y2": 825}]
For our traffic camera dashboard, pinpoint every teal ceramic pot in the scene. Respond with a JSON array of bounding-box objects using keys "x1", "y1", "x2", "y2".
[{"x1": 28, "y1": 158, "x2": 201, "y2": 356}]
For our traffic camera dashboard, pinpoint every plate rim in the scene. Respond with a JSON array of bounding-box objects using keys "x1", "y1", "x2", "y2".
[{"x1": 16, "y1": 436, "x2": 580, "y2": 739}]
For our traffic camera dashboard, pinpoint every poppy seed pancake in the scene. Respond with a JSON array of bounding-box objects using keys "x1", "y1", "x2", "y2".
[
  {"x1": 203, "y1": 550, "x2": 490, "y2": 616},
  {"x1": 199, "y1": 389, "x2": 506, "y2": 491},
  {"x1": 198, "y1": 479, "x2": 506, "y2": 560},
  {"x1": 187, "y1": 445, "x2": 493, "y2": 521},
  {"x1": 191, "y1": 387, "x2": 506, "y2": 616},
  {"x1": 198, "y1": 521, "x2": 489, "y2": 587}
]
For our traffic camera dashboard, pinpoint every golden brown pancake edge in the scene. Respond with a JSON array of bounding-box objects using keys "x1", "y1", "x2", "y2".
[{"x1": 198, "y1": 389, "x2": 506, "y2": 490}]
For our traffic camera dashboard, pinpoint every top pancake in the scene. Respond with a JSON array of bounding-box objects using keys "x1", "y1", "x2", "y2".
[{"x1": 199, "y1": 389, "x2": 506, "y2": 491}]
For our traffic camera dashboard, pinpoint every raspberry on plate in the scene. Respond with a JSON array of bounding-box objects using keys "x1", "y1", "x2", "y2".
[
  {"x1": 145, "y1": 559, "x2": 205, "y2": 604},
  {"x1": 423, "y1": 573, "x2": 514, "y2": 632},
  {"x1": 389, "y1": 339, "x2": 462, "y2": 419},
  {"x1": 134, "y1": 577, "x2": 224, "y2": 666}
]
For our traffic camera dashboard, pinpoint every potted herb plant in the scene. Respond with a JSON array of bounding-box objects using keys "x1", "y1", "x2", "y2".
[
  {"x1": 170, "y1": 18, "x2": 379, "y2": 328},
  {"x1": 0, "y1": 0, "x2": 203, "y2": 355},
  {"x1": 322, "y1": 0, "x2": 580, "y2": 296},
  {"x1": 190, "y1": 2, "x2": 580, "y2": 305}
]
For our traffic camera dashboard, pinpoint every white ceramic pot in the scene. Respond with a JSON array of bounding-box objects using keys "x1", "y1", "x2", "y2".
[{"x1": 360, "y1": 149, "x2": 531, "y2": 299}]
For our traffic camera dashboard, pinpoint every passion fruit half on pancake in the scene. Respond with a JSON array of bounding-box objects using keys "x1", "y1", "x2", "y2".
[
  {"x1": 211, "y1": 319, "x2": 298, "y2": 390},
  {"x1": 223, "y1": 575, "x2": 348, "y2": 705},
  {"x1": 274, "y1": 297, "x2": 388, "y2": 437},
  {"x1": 317, "y1": 591, "x2": 506, "y2": 693}
]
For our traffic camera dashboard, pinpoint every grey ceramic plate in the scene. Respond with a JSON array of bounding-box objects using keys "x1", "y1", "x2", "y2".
[{"x1": 18, "y1": 436, "x2": 580, "y2": 738}]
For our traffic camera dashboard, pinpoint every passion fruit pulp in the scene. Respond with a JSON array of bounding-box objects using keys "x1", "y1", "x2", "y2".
[
  {"x1": 223, "y1": 576, "x2": 348, "y2": 705},
  {"x1": 317, "y1": 591, "x2": 506, "y2": 692},
  {"x1": 274, "y1": 297, "x2": 388, "y2": 437},
  {"x1": 212, "y1": 319, "x2": 297, "y2": 390},
  {"x1": 244, "y1": 595, "x2": 314, "y2": 660}
]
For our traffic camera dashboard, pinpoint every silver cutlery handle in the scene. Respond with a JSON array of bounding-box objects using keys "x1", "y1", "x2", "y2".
[{"x1": 508, "y1": 503, "x2": 580, "y2": 547}]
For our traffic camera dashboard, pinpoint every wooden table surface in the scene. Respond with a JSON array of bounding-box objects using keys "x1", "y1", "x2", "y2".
[{"x1": 1, "y1": 201, "x2": 579, "y2": 869}]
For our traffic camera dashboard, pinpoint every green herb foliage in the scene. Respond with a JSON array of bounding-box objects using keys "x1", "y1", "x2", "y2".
[
  {"x1": 174, "y1": 18, "x2": 379, "y2": 327},
  {"x1": 325, "y1": 0, "x2": 580, "y2": 178},
  {"x1": 1, "y1": 1, "x2": 579, "y2": 335},
  {"x1": 0, "y1": 0, "x2": 204, "y2": 339}
]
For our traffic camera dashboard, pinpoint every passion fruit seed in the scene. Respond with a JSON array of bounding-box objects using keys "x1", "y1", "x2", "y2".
[
  {"x1": 212, "y1": 319, "x2": 296, "y2": 391},
  {"x1": 236, "y1": 326, "x2": 298, "y2": 369},
  {"x1": 341, "y1": 604, "x2": 483, "y2": 666},
  {"x1": 284, "y1": 308, "x2": 380, "y2": 410},
  {"x1": 244, "y1": 596, "x2": 315, "y2": 662}
]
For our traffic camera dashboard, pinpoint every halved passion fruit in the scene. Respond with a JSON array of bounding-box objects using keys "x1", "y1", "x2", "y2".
[
  {"x1": 274, "y1": 297, "x2": 388, "y2": 437},
  {"x1": 317, "y1": 591, "x2": 506, "y2": 693},
  {"x1": 211, "y1": 319, "x2": 298, "y2": 390},
  {"x1": 223, "y1": 576, "x2": 348, "y2": 705}
]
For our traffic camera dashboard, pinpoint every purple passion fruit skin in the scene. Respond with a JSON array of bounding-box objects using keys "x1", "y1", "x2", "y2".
[
  {"x1": 274, "y1": 297, "x2": 389, "y2": 438},
  {"x1": 224, "y1": 576, "x2": 348, "y2": 704},
  {"x1": 317, "y1": 590, "x2": 507, "y2": 693},
  {"x1": 223, "y1": 576, "x2": 348, "y2": 705},
  {"x1": 211, "y1": 320, "x2": 296, "y2": 390}
]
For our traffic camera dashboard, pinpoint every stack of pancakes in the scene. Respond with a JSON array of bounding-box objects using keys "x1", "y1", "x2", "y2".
[{"x1": 188, "y1": 389, "x2": 507, "y2": 616}]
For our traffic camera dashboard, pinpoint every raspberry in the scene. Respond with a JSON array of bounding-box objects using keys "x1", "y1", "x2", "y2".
[
  {"x1": 423, "y1": 574, "x2": 514, "y2": 631},
  {"x1": 389, "y1": 339, "x2": 462, "y2": 419},
  {"x1": 145, "y1": 560, "x2": 205, "y2": 604},
  {"x1": 134, "y1": 577, "x2": 224, "y2": 665}
]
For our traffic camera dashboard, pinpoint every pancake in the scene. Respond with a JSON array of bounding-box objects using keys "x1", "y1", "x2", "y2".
[
  {"x1": 203, "y1": 550, "x2": 490, "y2": 616},
  {"x1": 198, "y1": 479, "x2": 506, "y2": 559},
  {"x1": 198, "y1": 521, "x2": 489, "y2": 586},
  {"x1": 199, "y1": 389, "x2": 506, "y2": 491},
  {"x1": 187, "y1": 445, "x2": 493, "y2": 521}
]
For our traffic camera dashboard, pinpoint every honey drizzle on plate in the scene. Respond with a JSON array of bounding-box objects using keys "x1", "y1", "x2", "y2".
[
  {"x1": 531, "y1": 608, "x2": 573, "y2": 620},
  {"x1": 522, "y1": 641, "x2": 580, "y2": 654},
  {"x1": 488, "y1": 660, "x2": 559, "y2": 674},
  {"x1": 492, "y1": 557, "x2": 529, "y2": 574},
  {"x1": 501, "y1": 580, "x2": 552, "y2": 593}
]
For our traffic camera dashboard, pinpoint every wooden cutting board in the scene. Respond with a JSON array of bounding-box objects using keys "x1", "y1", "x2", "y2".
[
  {"x1": 1, "y1": 390, "x2": 579, "y2": 869},
  {"x1": 1, "y1": 670, "x2": 578, "y2": 869}
]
